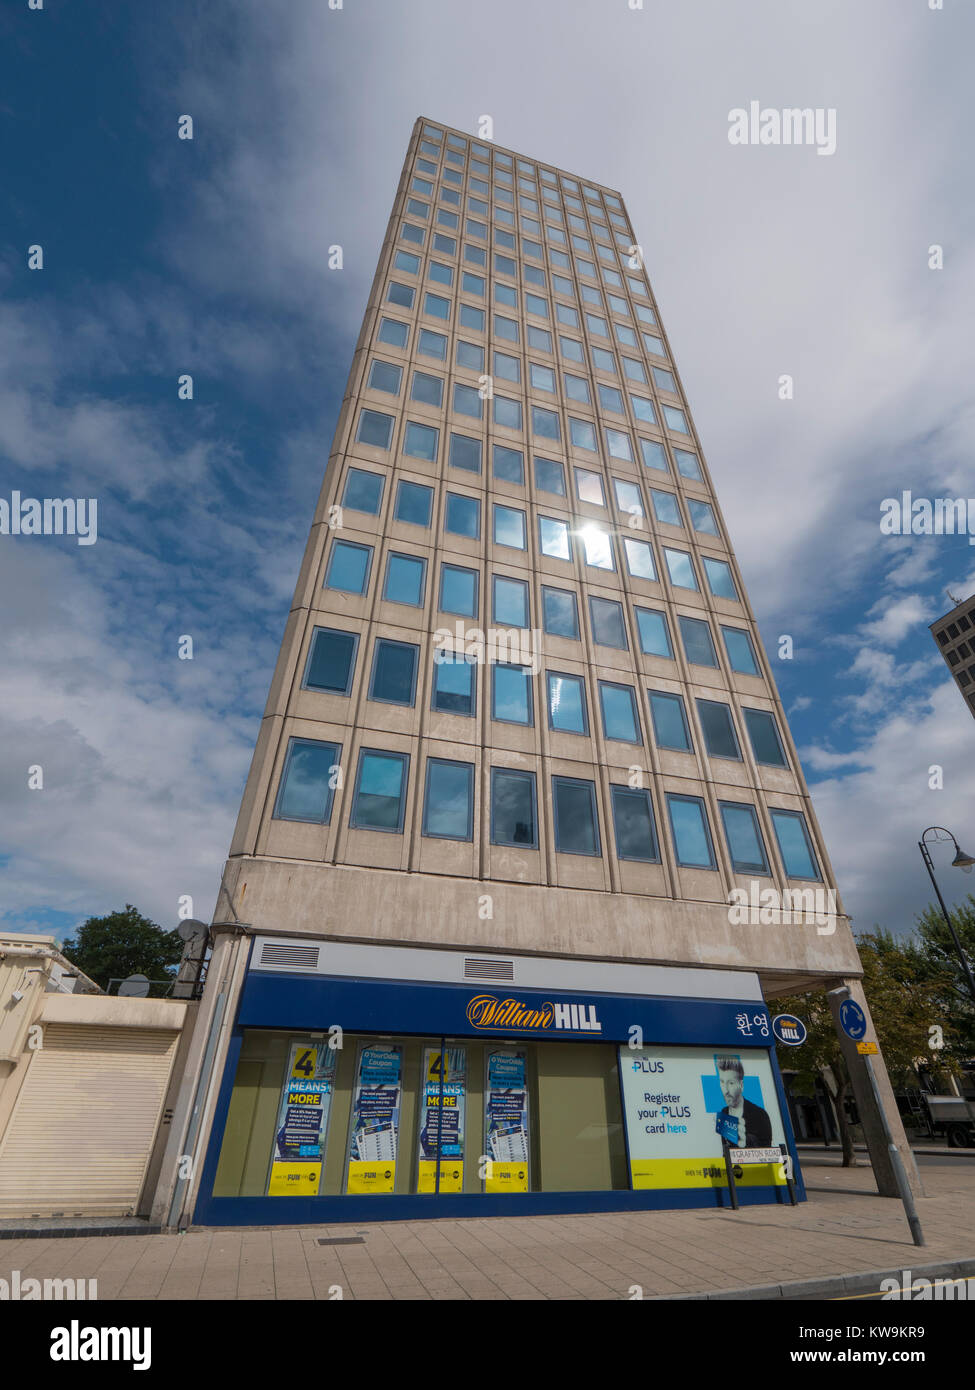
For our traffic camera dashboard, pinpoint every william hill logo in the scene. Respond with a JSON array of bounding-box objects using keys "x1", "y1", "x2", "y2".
[{"x1": 466, "y1": 994, "x2": 602, "y2": 1033}]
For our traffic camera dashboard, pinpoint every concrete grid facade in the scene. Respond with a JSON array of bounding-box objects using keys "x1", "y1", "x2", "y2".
[
  {"x1": 215, "y1": 116, "x2": 857, "y2": 990},
  {"x1": 931, "y1": 595, "x2": 975, "y2": 721}
]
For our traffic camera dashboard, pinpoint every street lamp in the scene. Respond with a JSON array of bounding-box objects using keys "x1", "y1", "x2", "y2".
[{"x1": 918, "y1": 827, "x2": 975, "y2": 1008}]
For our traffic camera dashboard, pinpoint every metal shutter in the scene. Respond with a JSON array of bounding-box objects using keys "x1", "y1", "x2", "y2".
[{"x1": 0, "y1": 1024, "x2": 178, "y2": 1217}]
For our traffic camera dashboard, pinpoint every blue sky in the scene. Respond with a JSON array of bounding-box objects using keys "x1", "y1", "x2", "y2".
[{"x1": 2, "y1": 0, "x2": 974, "y2": 942}]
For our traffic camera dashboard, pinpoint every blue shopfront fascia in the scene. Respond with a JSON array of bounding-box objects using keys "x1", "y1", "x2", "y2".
[{"x1": 193, "y1": 969, "x2": 804, "y2": 1225}]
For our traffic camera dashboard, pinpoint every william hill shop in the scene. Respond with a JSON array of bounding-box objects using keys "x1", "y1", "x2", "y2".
[{"x1": 194, "y1": 938, "x2": 804, "y2": 1225}]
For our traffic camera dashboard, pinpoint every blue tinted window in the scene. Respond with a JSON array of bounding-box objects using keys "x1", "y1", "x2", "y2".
[
  {"x1": 494, "y1": 395, "x2": 522, "y2": 429},
  {"x1": 356, "y1": 410, "x2": 394, "y2": 449},
  {"x1": 640, "y1": 439, "x2": 668, "y2": 471},
  {"x1": 771, "y1": 810, "x2": 820, "y2": 880},
  {"x1": 369, "y1": 639, "x2": 418, "y2": 705},
  {"x1": 679, "y1": 616, "x2": 718, "y2": 667},
  {"x1": 649, "y1": 692, "x2": 692, "y2": 751},
  {"x1": 494, "y1": 504, "x2": 526, "y2": 549},
  {"x1": 378, "y1": 318, "x2": 409, "y2": 348},
  {"x1": 368, "y1": 360, "x2": 403, "y2": 394},
  {"x1": 635, "y1": 608, "x2": 673, "y2": 658},
  {"x1": 611, "y1": 787, "x2": 659, "y2": 863},
  {"x1": 383, "y1": 553, "x2": 426, "y2": 606},
  {"x1": 743, "y1": 708, "x2": 786, "y2": 767},
  {"x1": 410, "y1": 371, "x2": 444, "y2": 407},
  {"x1": 696, "y1": 699, "x2": 741, "y2": 759},
  {"x1": 493, "y1": 445, "x2": 524, "y2": 485},
  {"x1": 326, "y1": 541, "x2": 371, "y2": 594},
  {"x1": 663, "y1": 548, "x2": 698, "y2": 590},
  {"x1": 351, "y1": 750, "x2": 409, "y2": 832},
  {"x1": 493, "y1": 575, "x2": 529, "y2": 628},
  {"x1": 423, "y1": 760, "x2": 474, "y2": 840},
  {"x1": 342, "y1": 468, "x2": 384, "y2": 515},
  {"x1": 449, "y1": 433, "x2": 482, "y2": 473},
  {"x1": 418, "y1": 329, "x2": 447, "y2": 360},
  {"x1": 395, "y1": 480, "x2": 433, "y2": 527},
  {"x1": 445, "y1": 493, "x2": 480, "y2": 538},
  {"x1": 403, "y1": 421, "x2": 439, "y2": 462},
  {"x1": 432, "y1": 654, "x2": 476, "y2": 715},
  {"x1": 722, "y1": 626, "x2": 759, "y2": 675},
  {"x1": 689, "y1": 499, "x2": 719, "y2": 535},
  {"x1": 599, "y1": 682, "x2": 640, "y2": 743},
  {"x1": 589, "y1": 596, "x2": 627, "y2": 649},
  {"x1": 703, "y1": 556, "x2": 739, "y2": 600},
  {"x1": 453, "y1": 383, "x2": 482, "y2": 418},
  {"x1": 274, "y1": 738, "x2": 340, "y2": 823},
  {"x1": 552, "y1": 777, "x2": 600, "y2": 856},
  {"x1": 539, "y1": 516, "x2": 571, "y2": 560},
  {"x1": 491, "y1": 769, "x2": 537, "y2": 847},
  {"x1": 542, "y1": 587, "x2": 579, "y2": 638},
  {"x1": 651, "y1": 491, "x2": 682, "y2": 527},
  {"x1": 667, "y1": 794, "x2": 716, "y2": 868},
  {"x1": 439, "y1": 564, "x2": 478, "y2": 618},
  {"x1": 719, "y1": 802, "x2": 769, "y2": 874},
  {"x1": 534, "y1": 457, "x2": 565, "y2": 495},
  {"x1": 492, "y1": 665, "x2": 533, "y2": 725},
  {"x1": 304, "y1": 628, "x2": 357, "y2": 695},
  {"x1": 547, "y1": 673, "x2": 587, "y2": 733}
]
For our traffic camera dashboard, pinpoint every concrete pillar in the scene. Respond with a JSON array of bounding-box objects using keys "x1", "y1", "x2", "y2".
[{"x1": 827, "y1": 977, "x2": 924, "y2": 1198}]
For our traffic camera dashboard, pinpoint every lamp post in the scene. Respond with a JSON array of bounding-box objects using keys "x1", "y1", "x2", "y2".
[{"x1": 918, "y1": 827, "x2": 975, "y2": 1008}]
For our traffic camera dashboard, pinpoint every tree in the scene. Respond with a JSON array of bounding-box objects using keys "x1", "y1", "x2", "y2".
[
  {"x1": 774, "y1": 930, "x2": 963, "y2": 1165},
  {"x1": 914, "y1": 893, "x2": 975, "y2": 1056},
  {"x1": 61, "y1": 905, "x2": 184, "y2": 994}
]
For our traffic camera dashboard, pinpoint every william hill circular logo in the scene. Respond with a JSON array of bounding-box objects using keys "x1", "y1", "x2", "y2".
[{"x1": 466, "y1": 995, "x2": 554, "y2": 1030}]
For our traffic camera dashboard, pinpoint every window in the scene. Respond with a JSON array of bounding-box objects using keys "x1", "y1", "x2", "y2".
[
  {"x1": 689, "y1": 499, "x2": 719, "y2": 536},
  {"x1": 465, "y1": 243, "x2": 486, "y2": 265},
  {"x1": 378, "y1": 318, "x2": 409, "y2": 349},
  {"x1": 719, "y1": 802, "x2": 769, "y2": 874},
  {"x1": 599, "y1": 681, "x2": 641, "y2": 743},
  {"x1": 460, "y1": 304, "x2": 485, "y2": 331},
  {"x1": 325, "y1": 540, "x2": 372, "y2": 594},
  {"x1": 452, "y1": 383, "x2": 483, "y2": 420},
  {"x1": 557, "y1": 303, "x2": 580, "y2": 328},
  {"x1": 494, "y1": 315, "x2": 519, "y2": 343},
  {"x1": 534, "y1": 457, "x2": 566, "y2": 496},
  {"x1": 530, "y1": 363, "x2": 556, "y2": 392},
  {"x1": 539, "y1": 515, "x2": 571, "y2": 560},
  {"x1": 703, "y1": 556, "x2": 739, "y2": 600},
  {"x1": 494, "y1": 395, "x2": 523, "y2": 430},
  {"x1": 424, "y1": 292, "x2": 450, "y2": 320},
  {"x1": 391, "y1": 479, "x2": 435, "y2": 532},
  {"x1": 599, "y1": 385, "x2": 624, "y2": 414},
  {"x1": 744, "y1": 708, "x2": 787, "y2": 767},
  {"x1": 770, "y1": 810, "x2": 820, "y2": 880},
  {"x1": 614, "y1": 324, "x2": 638, "y2": 347},
  {"x1": 445, "y1": 492, "x2": 480, "y2": 538},
  {"x1": 410, "y1": 371, "x2": 444, "y2": 407},
  {"x1": 622, "y1": 537, "x2": 656, "y2": 580},
  {"x1": 494, "y1": 503, "x2": 527, "y2": 549},
  {"x1": 643, "y1": 333, "x2": 665, "y2": 356},
  {"x1": 527, "y1": 325, "x2": 552, "y2": 351},
  {"x1": 667, "y1": 794, "x2": 716, "y2": 868},
  {"x1": 456, "y1": 340, "x2": 485, "y2": 371},
  {"x1": 611, "y1": 787, "x2": 659, "y2": 862},
  {"x1": 552, "y1": 777, "x2": 600, "y2": 856},
  {"x1": 431, "y1": 653, "x2": 476, "y2": 716},
  {"x1": 664, "y1": 405, "x2": 689, "y2": 433},
  {"x1": 403, "y1": 421, "x2": 439, "y2": 462},
  {"x1": 569, "y1": 418, "x2": 597, "y2": 451},
  {"x1": 492, "y1": 444, "x2": 524, "y2": 486},
  {"x1": 493, "y1": 575, "x2": 529, "y2": 628},
  {"x1": 622, "y1": 357, "x2": 647, "y2": 384},
  {"x1": 532, "y1": 406, "x2": 560, "y2": 440},
  {"x1": 640, "y1": 439, "x2": 668, "y2": 472},
  {"x1": 560, "y1": 335, "x2": 584, "y2": 363},
  {"x1": 674, "y1": 449, "x2": 702, "y2": 481},
  {"x1": 635, "y1": 607, "x2": 673, "y2": 658},
  {"x1": 575, "y1": 468, "x2": 605, "y2": 506},
  {"x1": 649, "y1": 692, "x2": 692, "y2": 751},
  {"x1": 605, "y1": 429, "x2": 633, "y2": 462},
  {"x1": 350, "y1": 750, "x2": 409, "y2": 832},
  {"x1": 679, "y1": 616, "x2": 718, "y2": 667},
  {"x1": 383, "y1": 552, "x2": 426, "y2": 607},
  {"x1": 696, "y1": 699, "x2": 741, "y2": 759},
  {"x1": 526, "y1": 293, "x2": 548, "y2": 318},
  {"x1": 613, "y1": 479, "x2": 643, "y2": 517},
  {"x1": 439, "y1": 564, "x2": 478, "y2": 618},
  {"x1": 592, "y1": 347, "x2": 617, "y2": 375},
  {"x1": 433, "y1": 233, "x2": 456, "y2": 254},
  {"x1": 387, "y1": 282, "x2": 415, "y2": 308},
  {"x1": 401, "y1": 222, "x2": 425, "y2": 244},
  {"x1": 341, "y1": 468, "x2": 384, "y2": 515},
  {"x1": 493, "y1": 350, "x2": 520, "y2": 383},
  {"x1": 581, "y1": 526, "x2": 614, "y2": 570},
  {"x1": 559, "y1": 375, "x2": 587, "y2": 406},
  {"x1": 542, "y1": 586, "x2": 579, "y2": 639},
  {"x1": 589, "y1": 595, "x2": 627, "y2": 648},
  {"x1": 369, "y1": 639, "x2": 419, "y2": 706},
  {"x1": 653, "y1": 366, "x2": 677, "y2": 393},
  {"x1": 449, "y1": 433, "x2": 481, "y2": 473},
  {"x1": 274, "y1": 737, "x2": 341, "y2": 824},
  {"x1": 356, "y1": 409, "x2": 394, "y2": 450},
  {"x1": 428, "y1": 261, "x2": 452, "y2": 287},
  {"x1": 651, "y1": 491, "x2": 682, "y2": 527},
  {"x1": 722, "y1": 626, "x2": 760, "y2": 676},
  {"x1": 663, "y1": 548, "x2": 698, "y2": 590},
  {"x1": 546, "y1": 672, "x2": 588, "y2": 734},
  {"x1": 411, "y1": 176, "x2": 433, "y2": 196},
  {"x1": 304, "y1": 628, "x2": 358, "y2": 695},
  {"x1": 492, "y1": 664, "x2": 533, "y2": 725},
  {"x1": 368, "y1": 360, "x2": 403, "y2": 394},
  {"x1": 423, "y1": 759, "x2": 474, "y2": 840},
  {"x1": 418, "y1": 328, "x2": 447, "y2": 360},
  {"x1": 491, "y1": 768, "x2": 537, "y2": 847},
  {"x1": 394, "y1": 250, "x2": 420, "y2": 275},
  {"x1": 495, "y1": 283, "x2": 517, "y2": 308}
]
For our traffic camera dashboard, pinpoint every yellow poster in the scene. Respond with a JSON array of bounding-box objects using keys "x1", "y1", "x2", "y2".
[
  {"x1": 347, "y1": 1160, "x2": 396, "y2": 1194},
  {"x1": 629, "y1": 1157, "x2": 783, "y2": 1190},
  {"x1": 417, "y1": 1160, "x2": 464, "y2": 1193},
  {"x1": 268, "y1": 1161, "x2": 322, "y2": 1195},
  {"x1": 485, "y1": 1161, "x2": 529, "y2": 1193}
]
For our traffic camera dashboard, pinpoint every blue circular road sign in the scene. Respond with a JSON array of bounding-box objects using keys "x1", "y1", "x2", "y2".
[
  {"x1": 772, "y1": 1013, "x2": 807, "y2": 1046},
  {"x1": 838, "y1": 998, "x2": 867, "y2": 1040}
]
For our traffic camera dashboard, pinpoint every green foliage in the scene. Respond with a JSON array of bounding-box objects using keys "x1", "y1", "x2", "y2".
[
  {"x1": 61, "y1": 904, "x2": 184, "y2": 994},
  {"x1": 914, "y1": 893, "x2": 975, "y2": 1054}
]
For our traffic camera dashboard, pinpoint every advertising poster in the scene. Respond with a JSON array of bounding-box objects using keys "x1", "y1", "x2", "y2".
[
  {"x1": 347, "y1": 1043, "x2": 402, "y2": 1194},
  {"x1": 267, "y1": 1039, "x2": 337, "y2": 1196},
  {"x1": 484, "y1": 1049, "x2": 530, "y2": 1193},
  {"x1": 618, "y1": 1045, "x2": 790, "y2": 1191},
  {"x1": 417, "y1": 1046, "x2": 466, "y2": 1193}
]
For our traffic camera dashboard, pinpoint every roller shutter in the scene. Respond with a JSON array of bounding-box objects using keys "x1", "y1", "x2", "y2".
[{"x1": 0, "y1": 1024, "x2": 178, "y2": 1217}]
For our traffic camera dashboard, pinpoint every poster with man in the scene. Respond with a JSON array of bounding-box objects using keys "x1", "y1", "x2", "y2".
[{"x1": 713, "y1": 1053, "x2": 773, "y2": 1149}]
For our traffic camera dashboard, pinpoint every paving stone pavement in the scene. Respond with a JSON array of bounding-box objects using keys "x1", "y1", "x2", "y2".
[{"x1": 2, "y1": 1158, "x2": 972, "y2": 1301}]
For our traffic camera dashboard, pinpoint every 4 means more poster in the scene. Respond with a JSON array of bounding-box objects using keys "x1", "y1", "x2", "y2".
[
  {"x1": 417, "y1": 1046, "x2": 466, "y2": 1193},
  {"x1": 267, "y1": 1039, "x2": 337, "y2": 1197},
  {"x1": 618, "y1": 1045, "x2": 790, "y2": 1191}
]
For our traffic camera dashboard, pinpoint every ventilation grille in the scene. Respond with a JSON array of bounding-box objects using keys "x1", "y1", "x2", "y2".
[
  {"x1": 464, "y1": 957, "x2": 514, "y2": 981},
  {"x1": 259, "y1": 942, "x2": 321, "y2": 971}
]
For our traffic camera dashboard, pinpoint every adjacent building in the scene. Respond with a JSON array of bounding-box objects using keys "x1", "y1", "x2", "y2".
[
  {"x1": 154, "y1": 117, "x2": 915, "y2": 1228},
  {"x1": 931, "y1": 595, "x2": 975, "y2": 719}
]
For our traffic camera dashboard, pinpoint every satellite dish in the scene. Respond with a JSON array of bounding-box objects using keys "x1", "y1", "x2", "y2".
[
  {"x1": 177, "y1": 918, "x2": 209, "y2": 943},
  {"x1": 119, "y1": 973, "x2": 150, "y2": 998}
]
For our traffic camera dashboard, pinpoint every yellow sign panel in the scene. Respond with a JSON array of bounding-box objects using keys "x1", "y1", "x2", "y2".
[
  {"x1": 629, "y1": 1156, "x2": 786, "y2": 1190},
  {"x1": 485, "y1": 1161, "x2": 529, "y2": 1193},
  {"x1": 268, "y1": 1161, "x2": 321, "y2": 1196},
  {"x1": 347, "y1": 1161, "x2": 396, "y2": 1194},
  {"x1": 417, "y1": 1160, "x2": 464, "y2": 1194},
  {"x1": 856, "y1": 1041, "x2": 878, "y2": 1055}
]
